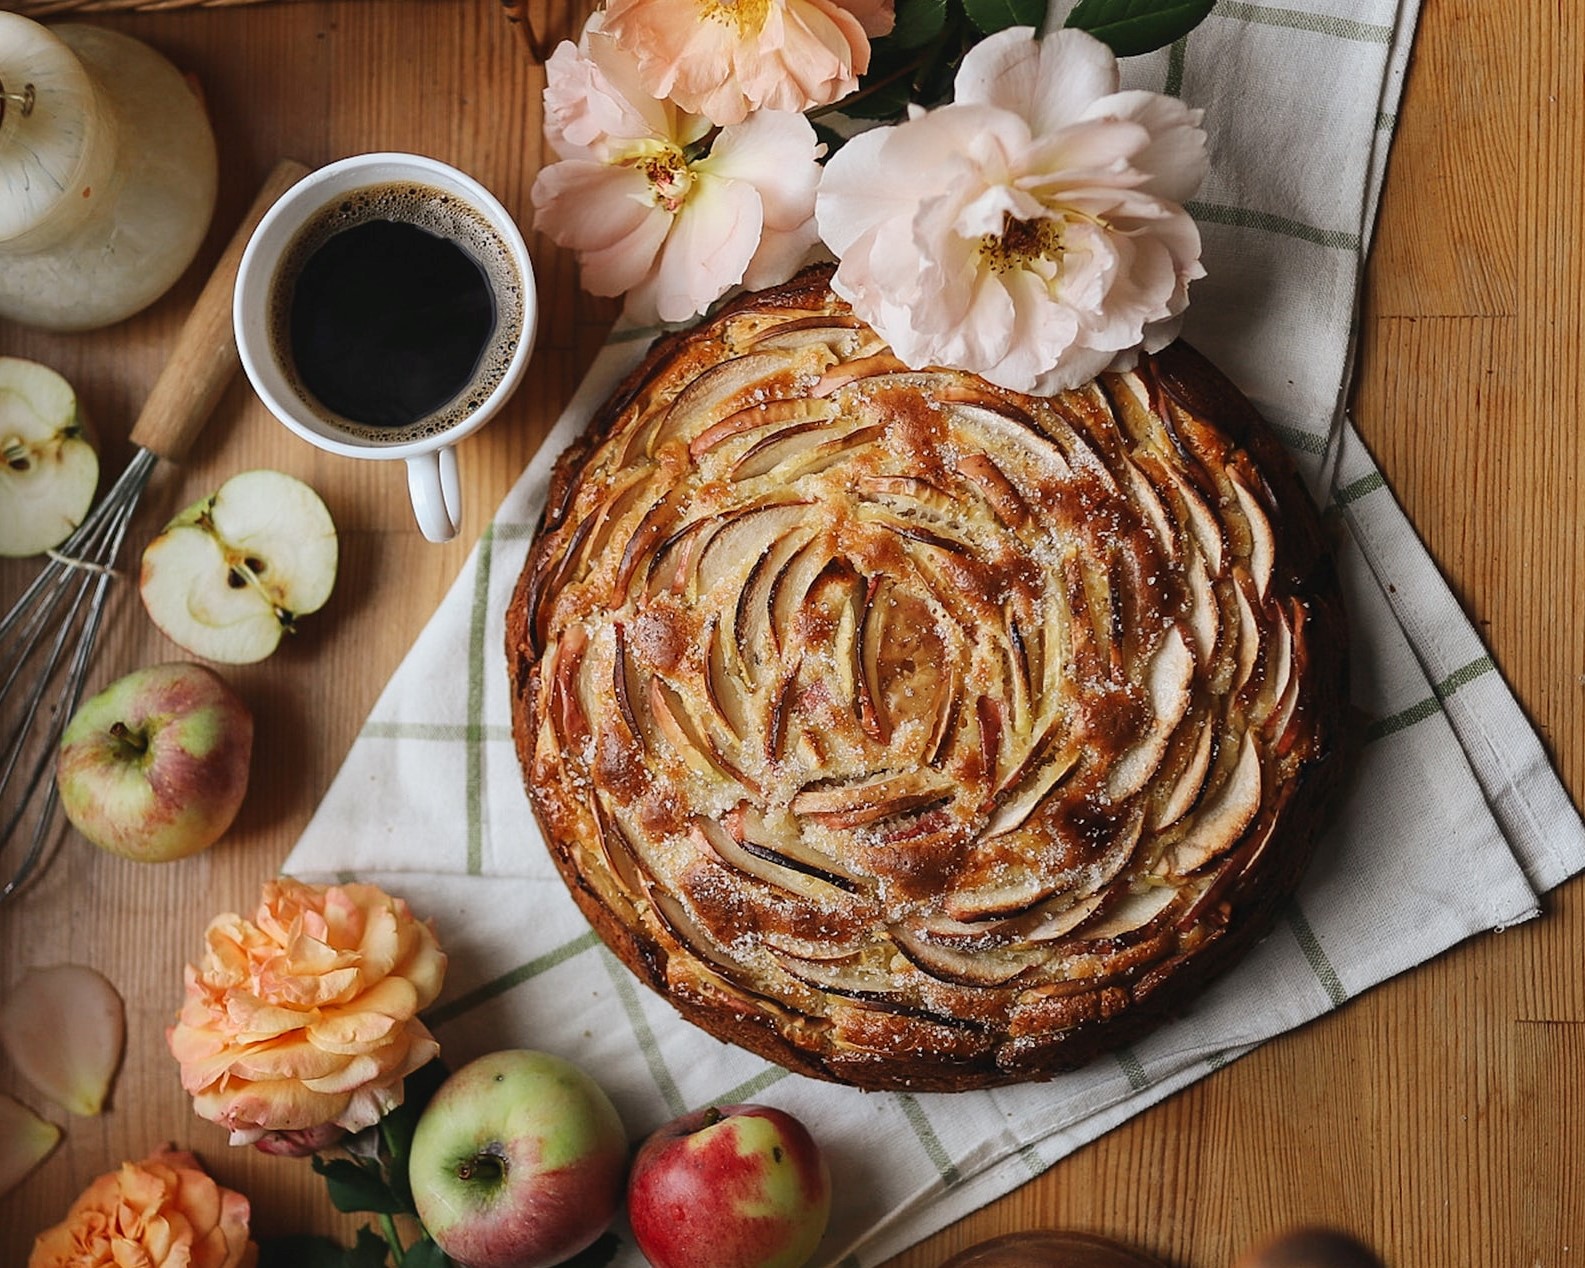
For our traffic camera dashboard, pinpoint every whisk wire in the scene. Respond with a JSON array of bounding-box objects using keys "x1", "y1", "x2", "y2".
[{"x1": 0, "y1": 448, "x2": 157, "y2": 901}]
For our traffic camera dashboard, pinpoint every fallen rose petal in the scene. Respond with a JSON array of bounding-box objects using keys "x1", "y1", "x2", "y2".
[
  {"x1": 0, "y1": 1093, "x2": 61, "y2": 1198},
  {"x1": 1, "y1": 964, "x2": 125, "y2": 1117}
]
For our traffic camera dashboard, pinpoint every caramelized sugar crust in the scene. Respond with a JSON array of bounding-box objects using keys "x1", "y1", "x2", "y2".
[{"x1": 507, "y1": 270, "x2": 1348, "y2": 1091}]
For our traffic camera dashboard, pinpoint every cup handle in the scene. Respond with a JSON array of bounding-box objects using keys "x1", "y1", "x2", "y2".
[{"x1": 406, "y1": 448, "x2": 462, "y2": 543}]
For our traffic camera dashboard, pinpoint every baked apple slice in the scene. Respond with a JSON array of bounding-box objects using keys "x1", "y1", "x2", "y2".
[
  {"x1": 0, "y1": 357, "x2": 97, "y2": 558},
  {"x1": 139, "y1": 468, "x2": 338, "y2": 664}
]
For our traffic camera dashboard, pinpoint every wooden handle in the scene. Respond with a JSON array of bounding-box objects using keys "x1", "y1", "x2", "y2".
[{"x1": 129, "y1": 158, "x2": 310, "y2": 460}]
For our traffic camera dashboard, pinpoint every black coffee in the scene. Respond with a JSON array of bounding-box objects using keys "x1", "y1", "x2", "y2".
[{"x1": 270, "y1": 181, "x2": 524, "y2": 441}]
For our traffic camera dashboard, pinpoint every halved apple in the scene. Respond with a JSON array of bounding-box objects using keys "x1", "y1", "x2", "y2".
[
  {"x1": 0, "y1": 356, "x2": 97, "y2": 558},
  {"x1": 139, "y1": 468, "x2": 338, "y2": 664}
]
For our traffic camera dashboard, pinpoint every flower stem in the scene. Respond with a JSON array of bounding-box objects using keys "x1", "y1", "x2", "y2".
[
  {"x1": 379, "y1": 1213, "x2": 407, "y2": 1266},
  {"x1": 807, "y1": 50, "x2": 931, "y2": 122}
]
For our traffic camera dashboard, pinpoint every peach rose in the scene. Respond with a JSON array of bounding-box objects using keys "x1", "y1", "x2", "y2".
[
  {"x1": 168, "y1": 878, "x2": 446, "y2": 1144},
  {"x1": 601, "y1": 0, "x2": 890, "y2": 125},
  {"x1": 29, "y1": 1147, "x2": 257, "y2": 1268}
]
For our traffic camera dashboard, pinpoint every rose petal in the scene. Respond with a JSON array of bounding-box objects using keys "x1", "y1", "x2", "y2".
[
  {"x1": 836, "y1": 0, "x2": 894, "y2": 38},
  {"x1": 0, "y1": 1093, "x2": 60, "y2": 1198},
  {"x1": 703, "y1": 111, "x2": 822, "y2": 233},
  {"x1": 956, "y1": 26, "x2": 1119, "y2": 136},
  {"x1": 1083, "y1": 89, "x2": 1208, "y2": 202},
  {"x1": 633, "y1": 173, "x2": 763, "y2": 323},
  {"x1": 1, "y1": 964, "x2": 125, "y2": 1117},
  {"x1": 533, "y1": 160, "x2": 674, "y2": 300}
]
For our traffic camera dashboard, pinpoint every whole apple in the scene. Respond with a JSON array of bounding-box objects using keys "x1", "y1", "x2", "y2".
[
  {"x1": 408, "y1": 1049, "x2": 628, "y2": 1268},
  {"x1": 56, "y1": 662, "x2": 252, "y2": 862},
  {"x1": 627, "y1": 1103, "x2": 831, "y2": 1268}
]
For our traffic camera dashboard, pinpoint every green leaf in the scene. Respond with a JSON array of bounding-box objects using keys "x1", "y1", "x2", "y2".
[
  {"x1": 890, "y1": 0, "x2": 949, "y2": 47},
  {"x1": 256, "y1": 1226, "x2": 395, "y2": 1268},
  {"x1": 402, "y1": 1236, "x2": 456, "y2": 1268},
  {"x1": 914, "y1": 27, "x2": 969, "y2": 106},
  {"x1": 838, "y1": 75, "x2": 916, "y2": 119},
  {"x1": 812, "y1": 120, "x2": 851, "y2": 158},
  {"x1": 1064, "y1": 0, "x2": 1214, "y2": 57},
  {"x1": 258, "y1": 1236, "x2": 371, "y2": 1268},
  {"x1": 348, "y1": 1227, "x2": 397, "y2": 1268},
  {"x1": 961, "y1": 0, "x2": 1047, "y2": 35},
  {"x1": 311, "y1": 1155, "x2": 407, "y2": 1215}
]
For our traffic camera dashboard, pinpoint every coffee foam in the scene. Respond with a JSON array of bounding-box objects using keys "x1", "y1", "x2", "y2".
[{"x1": 268, "y1": 180, "x2": 525, "y2": 443}]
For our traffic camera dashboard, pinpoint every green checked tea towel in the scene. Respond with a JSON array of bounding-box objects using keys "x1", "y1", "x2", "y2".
[{"x1": 284, "y1": 2, "x2": 1585, "y2": 1263}]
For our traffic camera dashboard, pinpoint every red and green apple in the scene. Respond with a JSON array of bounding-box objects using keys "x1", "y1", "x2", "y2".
[
  {"x1": 55, "y1": 662, "x2": 253, "y2": 862},
  {"x1": 627, "y1": 1103, "x2": 832, "y2": 1268},
  {"x1": 408, "y1": 1049, "x2": 628, "y2": 1268}
]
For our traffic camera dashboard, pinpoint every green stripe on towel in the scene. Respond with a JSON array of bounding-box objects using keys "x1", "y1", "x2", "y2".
[
  {"x1": 601, "y1": 948, "x2": 688, "y2": 1117},
  {"x1": 1215, "y1": 1, "x2": 1393, "y2": 44},
  {"x1": 895, "y1": 1094, "x2": 961, "y2": 1187},
  {"x1": 425, "y1": 929, "x2": 603, "y2": 1028},
  {"x1": 1366, "y1": 656, "x2": 1497, "y2": 741},
  {"x1": 466, "y1": 526, "x2": 495, "y2": 876},
  {"x1": 1187, "y1": 200, "x2": 1363, "y2": 253},
  {"x1": 1287, "y1": 901, "x2": 1348, "y2": 1005}
]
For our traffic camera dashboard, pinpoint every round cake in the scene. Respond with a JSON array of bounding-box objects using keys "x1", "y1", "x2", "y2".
[{"x1": 507, "y1": 269, "x2": 1348, "y2": 1091}]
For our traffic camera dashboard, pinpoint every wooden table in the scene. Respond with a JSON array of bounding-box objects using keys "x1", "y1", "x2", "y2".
[{"x1": 2, "y1": 1, "x2": 1581, "y2": 1262}]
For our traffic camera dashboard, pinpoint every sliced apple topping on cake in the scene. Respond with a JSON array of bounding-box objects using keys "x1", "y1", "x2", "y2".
[{"x1": 508, "y1": 268, "x2": 1348, "y2": 1092}]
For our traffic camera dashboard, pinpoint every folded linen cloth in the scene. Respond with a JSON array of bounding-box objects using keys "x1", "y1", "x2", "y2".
[{"x1": 285, "y1": 2, "x2": 1585, "y2": 1263}]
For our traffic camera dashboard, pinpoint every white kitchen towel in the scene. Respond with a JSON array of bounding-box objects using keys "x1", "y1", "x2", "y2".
[{"x1": 284, "y1": 3, "x2": 1585, "y2": 1265}]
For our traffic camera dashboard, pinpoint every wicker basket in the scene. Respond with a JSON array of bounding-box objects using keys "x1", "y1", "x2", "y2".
[{"x1": 10, "y1": 0, "x2": 567, "y2": 60}]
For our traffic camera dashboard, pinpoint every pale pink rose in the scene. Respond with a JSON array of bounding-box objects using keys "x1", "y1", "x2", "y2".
[
  {"x1": 167, "y1": 878, "x2": 446, "y2": 1144},
  {"x1": 816, "y1": 26, "x2": 1208, "y2": 396},
  {"x1": 533, "y1": 16, "x2": 824, "y2": 324},
  {"x1": 29, "y1": 1148, "x2": 257, "y2": 1268},
  {"x1": 601, "y1": 0, "x2": 888, "y2": 125},
  {"x1": 541, "y1": 13, "x2": 710, "y2": 160}
]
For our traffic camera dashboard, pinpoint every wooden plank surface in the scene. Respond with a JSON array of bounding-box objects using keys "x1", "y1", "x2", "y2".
[{"x1": 2, "y1": 0, "x2": 1581, "y2": 1263}]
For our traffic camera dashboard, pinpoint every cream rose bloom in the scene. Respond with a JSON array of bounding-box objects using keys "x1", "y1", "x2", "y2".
[
  {"x1": 601, "y1": 0, "x2": 891, "y2": 126},
  {"x1": 29, "y1": 1148, "x2": 256, "y2": 1268},
  {"x1": 533, "y1": 13, "x2": 824, "y2": 325},
  {"x1": 816, "y1": 26, "x2": 1208, "y2": 395},
  {"x1": 167, "y1": 878, "x2": 446, "y2": 1144}
]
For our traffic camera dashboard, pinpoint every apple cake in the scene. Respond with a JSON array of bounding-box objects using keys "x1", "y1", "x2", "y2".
[{"x1": 507, "y1": 269, "x2": 1348, "y2": 1092}]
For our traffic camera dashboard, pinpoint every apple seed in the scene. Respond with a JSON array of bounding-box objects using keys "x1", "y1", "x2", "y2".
[{"x1": 139, "y1": 468, "x2": 337, "y2": 663}]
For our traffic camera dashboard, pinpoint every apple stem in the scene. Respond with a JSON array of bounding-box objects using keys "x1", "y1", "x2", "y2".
[
  {"x1": 108, "y1": 721, "x2": 148, "y2": 757},
  {"x1": 456, "y1": 1152, "x2": 507, "y2": 1184},
  {"x1": 701, "y1": 1106, "x2": 724, "y2": 1128}
]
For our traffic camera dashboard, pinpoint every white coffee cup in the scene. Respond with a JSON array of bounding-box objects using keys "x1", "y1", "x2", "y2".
[{"x1": 233, "y1": 153, "x2": 536, "y2": 542}]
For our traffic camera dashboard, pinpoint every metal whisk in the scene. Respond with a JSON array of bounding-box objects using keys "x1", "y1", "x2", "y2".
[{"x1": 0, "y1": 160, "x2": 307, "y2": 903}]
